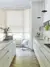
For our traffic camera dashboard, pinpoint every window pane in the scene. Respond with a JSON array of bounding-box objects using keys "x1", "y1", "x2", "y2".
[
  {"x1": 12, "y1": 33, "x2": 23, "y2": 40},
  {"x1": 24, "y1": 33, "x2": 30, "y2": 40}
]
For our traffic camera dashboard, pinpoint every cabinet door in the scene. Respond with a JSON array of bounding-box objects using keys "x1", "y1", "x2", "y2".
[
  {"x1": 8, "y1": 44, "x2": 13, "y2": 65},
  {"x1": 36, "y1": 48, "x2": 46, "y2": 67},
  {"x1": 33, "y1": 39, "x2": 45, "y2": 67},
  {"x1": 9, "y1": 41, "x2": 16, "y2": 58},
  {"x1": 8, "y1": 50, "x2": 13, "y2": 66},
  {"x1": 8, "y1": 42, "x2": 15, "y2": 65},
  {"x1": 37, "y1": 47, "x2": 50, "y2": 67},
  {"x1": 3, "y1": 51, "x2": 9, "y2": 67},
  {"x1": 0, "y1": 51, "x2": 9, "y2": 67},
  {"x1": 39, "y1": 48, "x2": 50, "y2": 67},
  {"x1": 0, "y1": 59, "x2": 4, "y2": 67}
]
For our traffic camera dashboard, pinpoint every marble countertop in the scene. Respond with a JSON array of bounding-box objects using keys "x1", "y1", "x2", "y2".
[
  {"x1": 34, "y1": 36, "x2": 50, "y2": 52},
  {"x1": 0, "y1": 40, "x2": 12, "y2": 51},
  {"x1": 35, "y1": 36, "x2": 50, "y2": 44}
]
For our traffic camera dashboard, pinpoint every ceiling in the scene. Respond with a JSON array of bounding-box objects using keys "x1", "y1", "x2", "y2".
[{"x1": 0, "y1": 0, "x2": 43, "y2": 9}]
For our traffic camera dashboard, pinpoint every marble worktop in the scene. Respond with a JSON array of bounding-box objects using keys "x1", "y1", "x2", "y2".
[
  {"x1": 0, "y1": 40, "x2": 13, "y2": 51},
  {"x1": 34, "y1": 36, "x2": 50, "y2": 52},
  {"x1": 35, "y1": 36, "x2": 50, "y2": 44}
]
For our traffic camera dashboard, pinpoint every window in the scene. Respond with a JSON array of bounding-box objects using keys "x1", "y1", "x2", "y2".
[{"x1": 6, "y1": 9, "x2": 30, "y2": 41}]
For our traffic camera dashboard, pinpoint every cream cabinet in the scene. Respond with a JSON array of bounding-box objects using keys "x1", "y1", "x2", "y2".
[
  {"x1": 0, "y1": 58, "x2": 4, "y2": 67},
  {"x1": 33, "y1": 38, "x2": 50, "y2": 67},
  {"x1": 0, "y1": 40, "x2": 16, "y2": 67},
  {"x1": 3, "y1": 51, "x2": 9, "y2": 67},
  {"x1": 43, "y1": 0, "x2": 50, "y2": 22},
  {"x1": 0, "y1": 50, "x2": 9, "y2": 67}
]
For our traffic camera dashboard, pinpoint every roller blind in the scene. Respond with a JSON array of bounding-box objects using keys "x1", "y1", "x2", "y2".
[
  {"x1": 6, "y1": 10, "x2": 24, "y2": 33},
  {"x1": 6, "y1": 9, "x2": 30, "y2": 40}
]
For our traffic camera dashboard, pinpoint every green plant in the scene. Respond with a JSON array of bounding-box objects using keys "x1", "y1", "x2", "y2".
[{"x1": 45, "y1": 25, "x2": 50, "y2": 31}]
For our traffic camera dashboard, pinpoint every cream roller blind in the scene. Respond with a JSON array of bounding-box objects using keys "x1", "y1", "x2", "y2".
[{"x1": 6, "y1": 10, "x2": 24, "y2": 33}]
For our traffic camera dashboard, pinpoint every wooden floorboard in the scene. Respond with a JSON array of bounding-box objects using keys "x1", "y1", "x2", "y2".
[{"x1": 10, "y1": 48, "x2": 40, "y2": 67}]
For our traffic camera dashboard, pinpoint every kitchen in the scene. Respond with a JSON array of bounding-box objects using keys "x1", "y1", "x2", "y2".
[{"x1": 0, "y1": 0, "x2": 50, "y2": 67}]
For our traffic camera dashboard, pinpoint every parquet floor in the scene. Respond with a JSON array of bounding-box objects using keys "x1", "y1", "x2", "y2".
[{"x1": 10, "y1": 48, "x2": 40, "y2": 67}]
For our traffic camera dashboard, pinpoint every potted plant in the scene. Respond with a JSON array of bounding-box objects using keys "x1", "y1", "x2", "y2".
[{"x1": 44, "y1": 25, "x2": 50, "y2": 31}]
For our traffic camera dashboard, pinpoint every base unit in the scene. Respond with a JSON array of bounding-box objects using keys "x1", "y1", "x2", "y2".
[
  {"x1": 33, "y1": 38, "x2": 50, "y2": 67},
  {"x1": 0, "y1": 40, "x2": 16, "y2": 67}
]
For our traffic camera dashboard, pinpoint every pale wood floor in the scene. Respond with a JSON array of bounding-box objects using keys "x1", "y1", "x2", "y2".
[{"x1": 10, "y1": 48, "x2": 40, "y2": 67}]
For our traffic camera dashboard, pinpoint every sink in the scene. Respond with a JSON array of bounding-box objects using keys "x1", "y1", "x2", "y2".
[{"x1": 44, "y1": 44, "x2": 50, "y2": 48}]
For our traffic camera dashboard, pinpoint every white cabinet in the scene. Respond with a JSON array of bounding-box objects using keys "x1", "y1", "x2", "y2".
[
  {"x1": 39, "y1": 48, "x2": 50, "y2": 67},
  {"x1": 33, "y1": 38, "x2": 50, "y2": 67},
  {"x1": 43, "y1": 0, "x2": 50, "y2": 22},
  {"x1": 0, "y1": 58, "x2": 4, "y2": 67},
  {"x1": 0, "y1": 51, "x2": 9, "y2": 67},
  {"x1": 33, "y1": 39, "x2": 45, "y2": 67},
  {"x1": 37, "y1": 48, "x2": 46, "y2": 67},
  {"x1": 3, "y1": 51, "x2": 9, "y2": 67},
  {"x1": 0, "y1": 40, "x2": 16, "y2": 67},
  {"x1": 12, "y1": 41, "x2": 16, "y2": 57},
  {"x1": 8, "y1": 41, "x2": 16, "y2": 66}
]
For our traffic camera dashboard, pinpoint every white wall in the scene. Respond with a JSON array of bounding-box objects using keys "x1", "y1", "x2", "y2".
[
  {"x1": 0, "y1": 9, "x2": 6, "y2": 41},
  {"x1": 32, "y1": 2, "x2": 43, "y2": 36},
  {"x1": 0, "y1": 9, "x2": 6, "y2": 28},
  {"x1": 43, "y1": 0, "x2": 50, "y2": 39},
  {"x1": 43, "y1": 0, "x2": 50, "y2": 22}
]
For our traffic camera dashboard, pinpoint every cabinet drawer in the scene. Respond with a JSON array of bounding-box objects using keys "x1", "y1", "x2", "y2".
[
  {"x1": 35, "y1": 49, "x2": 45, "y2": 67},
  {"x1": 40, "y1": 47, "x2": 50, "y2": 62},
  {"x1": 0, "y1": 40, "x2": 16, "y2": 67},
  {"x1": 0, "y1": 48, "x2": 9, "y2": 60},
  {"x1": 2, "y1": 51, "x2": 9, "y2": 67},
  {"x1": 0, "y1": 49, "x2": 9, "y2": 67},
  {"x1": 38, "y1": 48, "x2": 50, "y2": 67},
  {"x1": 0, "y1": 58, "x2": 4, "y2": 67}
]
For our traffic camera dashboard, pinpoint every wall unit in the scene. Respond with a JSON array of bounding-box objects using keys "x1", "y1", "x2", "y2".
[
  {"x1": 32, "y1": 2, "x2": 43, "y2": 36},
  {"x1": 43, "y1": 0, "x2": 50, "y2": 22},
  {"x1": 33, "y1": 38, "x2": 50, "y2": 67},
  {"x1": 0, "y1": 40, "x2": 16, "y2": 67}
]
